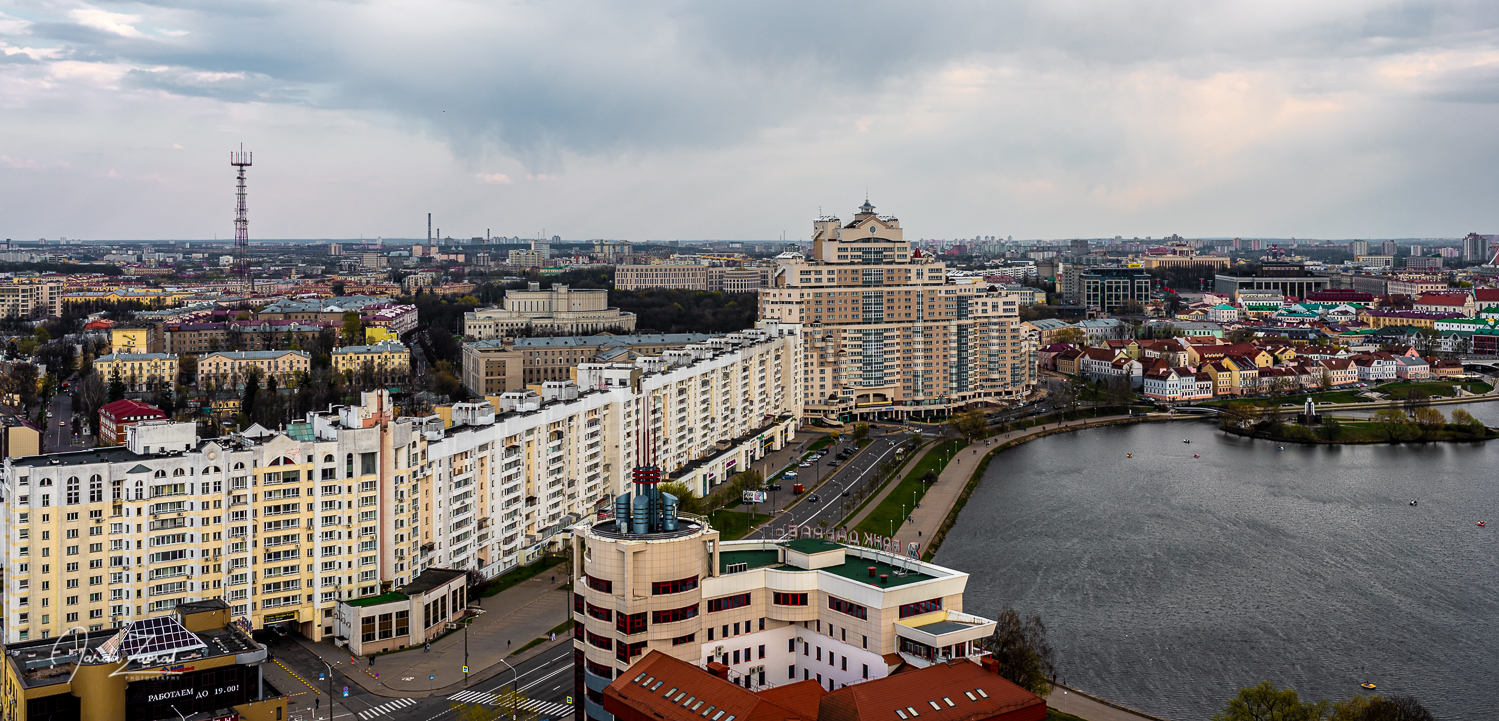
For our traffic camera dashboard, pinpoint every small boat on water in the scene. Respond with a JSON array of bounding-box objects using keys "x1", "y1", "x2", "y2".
[
  {"x1": 1361, "y1": 683, "x2": 1377, "y2": 690},
  {"x1": 1410, "y1": 500, "x2": 1417, "y2": 506},
  {"x1": 1126, "y1": 453, "x2": 1133, "y2": 458},
  {"x1": 1193, "y1": 454, "x2": 1199, "y2": 458},
  {"x1": 1183, "y1": 439, "x2": 1191, "y2": 444},
  {"x1": 1480, "y1": 521, "x2": 1487, "y2": 527}
]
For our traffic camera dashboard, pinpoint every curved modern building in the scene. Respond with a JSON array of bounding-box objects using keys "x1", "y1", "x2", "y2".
[{"x1": 572, "y1": 505, "x2": 997, "y2": 721}]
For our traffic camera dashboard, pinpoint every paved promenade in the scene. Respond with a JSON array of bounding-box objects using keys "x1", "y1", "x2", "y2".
[{"x1": 290, "y1": 571, "x2": 573, "y2": 698}]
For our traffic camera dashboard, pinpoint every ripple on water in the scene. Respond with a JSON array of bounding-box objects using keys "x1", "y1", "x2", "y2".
[{"x1": 933, "y1": 422, "x2": 1498, "y2": 721}]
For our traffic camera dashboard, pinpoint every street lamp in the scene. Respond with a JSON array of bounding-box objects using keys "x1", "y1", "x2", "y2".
[{"x1": 499, "y1": 658, "x2": 520, "y2": 721}]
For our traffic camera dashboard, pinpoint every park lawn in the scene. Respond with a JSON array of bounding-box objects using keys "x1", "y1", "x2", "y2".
[
  {"x1": 853, "y1": 439, "x2": 964, "y2": 537},
  {"x1": 476, "y1": 555, "x2": 567, "y2": 598},
  {"x1": 807, "y1": 435, "x2": 836, "y2": 452},
  {"x1": 1378, "y1": 379, "x2": 1493, "y2": 400},
  {"x1": 708, "y1": 509, "x2": 771, "y2": 541}
]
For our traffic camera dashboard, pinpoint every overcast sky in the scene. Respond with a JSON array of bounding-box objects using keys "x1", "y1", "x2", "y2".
[{"x1": 3, "y1": 1, "x2": 1499, "y2": 242}]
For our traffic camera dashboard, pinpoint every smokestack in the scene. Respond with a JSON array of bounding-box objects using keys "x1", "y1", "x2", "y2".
[{"x1": 428, "y1": 213, "x2": 432, "y2": 243}]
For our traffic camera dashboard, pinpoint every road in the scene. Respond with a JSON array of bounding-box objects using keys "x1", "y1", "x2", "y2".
[
  {"x1": 749, "y1": 424, "x2": 931, "y2": 538},
  {"x1": 274, "y1": 638, "x2": 577, "y2": 721},
  {"x1": 43, "y1": 391, "x2": 88, "y2": 453}
]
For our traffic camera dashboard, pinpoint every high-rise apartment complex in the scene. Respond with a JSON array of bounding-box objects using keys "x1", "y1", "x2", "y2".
[
  {"x1": 758, "y1": 202, "x2": 1035, "y2": 422},
  {"x1": 2, "y1": 327, "x2": 802, "y2": 643},
  {"x1": 0, "y1": 278, "x2": 64, "y2": 319}
]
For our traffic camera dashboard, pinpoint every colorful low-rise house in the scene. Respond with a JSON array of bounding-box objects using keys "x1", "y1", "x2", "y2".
[
  {"x1": 1208, "y1": 303, "x2": 1241, "y2": 323},
  {"x1": 365, "y1": 326, "x2": 400, "y2": 344},
  {"x1": 92, "y1": 352, "x2": 179, "y2": 392},
  {"x1": 1142, "y1": 366, "x2": 1215, "y2": 402},
  {"x1": 1474, "y1": 288, "x2": 1499, "y2": 313},
  {"x1": 1351, "y1": 353, "x2": 1398, "y2": 381},
  {"x1": 197, "y1": 349, "x2": 311, "y2": 390},
  {"x1": 1359, "y1": 310, "x2": 1461, "y2": 329},
  {"x1": 97, "y1": 398, "x2": 168, "y2": 445},
  {"x1": 1318, "y1": 358, "x2": 1358, "y2": 386},
  {"x1": 1414, "y1": 292, "x2": 1475, "y2": 318},
  {"x1": 1393, "y1": 355, "x2": 1430, "y2": 379},
  {"x1": 1054, "y1": 347, "x2": 1084, "y2": 376},
  {"x1": 1429, "y1": 357, "x2": 1464, "y2": 377}
]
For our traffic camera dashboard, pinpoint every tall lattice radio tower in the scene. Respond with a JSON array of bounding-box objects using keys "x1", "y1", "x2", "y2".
[{"x1": 230, "y1": 145, "x2": 253, "y2": 294}]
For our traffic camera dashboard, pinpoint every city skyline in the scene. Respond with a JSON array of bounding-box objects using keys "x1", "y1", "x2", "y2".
[{"x1": 3, "y1": 3, "x2": 1499, "y2": 241}]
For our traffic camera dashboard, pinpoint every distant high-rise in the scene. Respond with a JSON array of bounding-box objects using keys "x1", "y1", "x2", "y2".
[
  {"x1": 1461, "y1": 233, "x2": 1489, "y2": 264},
  {"x1": 1348, "y1": 240, "x2": 1369, "y2": 256},
  {"x1": 1380, "y1": 240, "x2": 1397, "y2": 256}
]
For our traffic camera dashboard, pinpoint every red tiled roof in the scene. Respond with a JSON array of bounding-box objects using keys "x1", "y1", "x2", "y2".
[
  {"x1": 818, "y1": 660, "x2": 1045, "y2": 721},
  {"x1": 1474, "y1": 288, "x2": 1499, "y2": 302},
  {"x1": 603, "y1": 651, "x2": 814, "y2": 721},
  {"x1": 99, "y1": 399, "x2": 166, "y2": 421},
  {"x1": 1415, "y1": 294, "x2": 1467, "y2": 305}
]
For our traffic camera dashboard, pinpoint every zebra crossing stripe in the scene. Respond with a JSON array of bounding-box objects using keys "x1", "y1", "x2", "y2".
[
  {"x1": 358, "y1": 698, "x2": 417, "y2": 719},
  {"x1": 445, "y1": 690, "x2": 572, "y2": 717},
  {"x1": 447, "y1": 690, "x2": 495, "y2": 704}
]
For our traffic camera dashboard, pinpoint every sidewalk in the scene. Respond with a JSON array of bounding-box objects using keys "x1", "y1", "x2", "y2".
[
  {"x1": 291, "y1": 572, "x2": 572, "y2": 698},
  {"x1": 898, "y1": 414, "x2": 1152, "y2": 545},
  {"x1": 1048, "y1": 683, "x2": 1173, "y2": 721}
]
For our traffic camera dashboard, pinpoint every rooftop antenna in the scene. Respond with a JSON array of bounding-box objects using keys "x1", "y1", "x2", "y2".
[{"x1": 230, "y1": 145, "x2": 253, "y2": 295}]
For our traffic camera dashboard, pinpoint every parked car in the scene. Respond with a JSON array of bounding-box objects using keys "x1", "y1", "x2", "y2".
[
  {"x1": 828, "y1": 460, "x2": 840, "y2": 467},
  {"x1": 767, "y1": 483, "x2": 782, "y2": 491}
]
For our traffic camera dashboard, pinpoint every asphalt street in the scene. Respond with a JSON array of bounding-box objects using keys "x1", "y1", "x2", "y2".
[
  {"x1": 747, "y1": 424, "x2": 938, "y2": 538},
  {"x1": 43, "y1": 391, "x2": 85, "y2": 453},
  {"x1": 274, "y1": 637, "x2": 576, "y2": 721}
]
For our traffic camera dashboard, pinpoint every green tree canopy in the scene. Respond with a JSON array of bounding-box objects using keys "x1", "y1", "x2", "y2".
[
  {"x1": 1212, "y1": 682, "x2": 1328, "y2": 721},
  {"x1": 978, "y1": 606, "x2": 1055, "y2": 698}
]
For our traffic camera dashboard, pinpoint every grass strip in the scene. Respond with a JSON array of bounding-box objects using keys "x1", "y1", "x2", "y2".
[
  {"x1": 853, "y1": 438, "x2": 965, "y2": 536},
  {"x1": 839, "y1": 439, "x2": 934, "y2": 526}
]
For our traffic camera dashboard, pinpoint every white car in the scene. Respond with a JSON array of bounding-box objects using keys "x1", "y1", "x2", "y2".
[
  {"x1": 799, "y1": 462, "x2": 812, "y2": 468},
  {"x1": 782, "y1": 472, "x2": 798, "y2": 479}
]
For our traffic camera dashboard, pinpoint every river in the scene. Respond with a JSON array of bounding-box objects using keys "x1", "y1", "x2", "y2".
[{"x1": 933, "y1": 421, "x2": 1498, "y2": 720}]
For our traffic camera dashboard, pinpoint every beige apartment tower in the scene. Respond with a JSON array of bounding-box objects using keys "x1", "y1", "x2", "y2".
[{"x1": 758, "y1": 201, "x2": 1036, "y2": 422}]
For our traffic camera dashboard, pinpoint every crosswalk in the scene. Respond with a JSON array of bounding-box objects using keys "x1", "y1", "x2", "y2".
[
  {"x1": 356, "y1": 698, "x2": 417, "y2": 719},
  {"x1": 447, "y1": 690, "x2": 573, "y2": 718}
]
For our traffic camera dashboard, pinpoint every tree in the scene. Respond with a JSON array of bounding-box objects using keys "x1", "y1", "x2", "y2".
[
  {"x1": 3, "y1": 362, "x2": 39, "y2": 408},
  {"x1": 978, "y1": 606, "x2": 1055, "y2": 698},
  {"x1": 946, "y1": 410, "x2": 987, "y2": 442},
  {"x1": 1451, "y1": 408, "x2": 1486, "y2": 435},
  {"x1": 240, "y1": 366, "x2": 263, "y2": 426},
  {"x1": 1212, "y1": 682, "x2": 1329, "y2": 721},
  {"x1": 1371, "y1": 408, "x2": 1417, "y2": 442},
  {"x1": 1411, "y1": 406, "x2": 1445, "y2": 436},
  {"x1": 1402, "y1": 387, "x2": 1430, "y2": 413},
  {"x1": 1104, "y1": 375, "x2": 1135, "y2": 406},
  {"x1": 1054, "y1": 327, "x2": 1085, "y2": 346},
  {"x1": 852, "y1": 423, "x2": 869, "y2": 442},
  {"x1": 331, "y1": 281, "x2": 346, "y2": 296},
  {"x1": 1357, "y1": 696, "x2": 1434, "y2": 721},
  {"x1": 107, "y1": 368, "x2": 126, "y2": 402},
  {"x1": 658, "y1": 481, "x2": 702, "y2": 515},
  {"x1": 1228, "y1": 328, "x2": 1256, "y2": 344},
  {"x1": 1413, "y1": 328, "x2": 1440, "y2": 357},
  {"x1": 178, "y1": 354, "x2": 198, "y2": 387},
  {"x1": 1317, "y1": 416, "x2": 1342, "y2": 441},
  {"x1": 341, "y1": 311, "x2": 364, "y2": 347}
]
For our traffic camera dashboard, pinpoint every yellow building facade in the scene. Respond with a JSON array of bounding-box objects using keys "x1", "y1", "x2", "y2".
[
  {"x1": 332, "y1": 341, "x2": 410, "y2": 379},
  {"x1": 109, "y1": 327, "x2": 151, "y2": 354},
  {"x1": 92, "y1": 353, "x2": 179, "y2": 392}
]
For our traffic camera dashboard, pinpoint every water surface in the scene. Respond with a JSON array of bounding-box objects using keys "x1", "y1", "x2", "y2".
[{"x1": 935, "y1": 422, "x2": 1498, "y2": 720}]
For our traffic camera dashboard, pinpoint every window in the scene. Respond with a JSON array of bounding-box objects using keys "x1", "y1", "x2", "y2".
[
  {"x1": 899, "y1": 598, "x2": 942, "y2": 619},
  {"x1": 65, "y1": 477, "x2": 79, "y2": 505},
  {"x1": 615, "y1": 640, "x2": 647, "y2": 663},
  {"x1": 584, "y1": 574, "x2": 612, "y2": 593},
  {"x1": 652, "y1": 604, "x2": 699, "y2": 624},
  {"x1": 671, "y1": 633, "x2": 696, "y2": 646},
  {"x1": 586, "y1": 602, "x2": 613, "y2": 622},
  {"x1": 707, "y1": 593, "x2": 751, "y2": 613},
  {"x1": 586, "y1": 630, "x2": 613, "y2": 651},
  {"x1": 828, "y1": 596, "x2": 867, "y2": 619},
  {"x1": 573, "y1": 593, "x2": 585, "y2": 615},
  {"x1": 773, "y1": 592, "x2": 808, "y2": 606},
  {"x1": 616, "y1": 612, "x2": 646, "y2": 635},
  {"x1": 651, "y1": 576, "x2": 698, "y2": 595}
]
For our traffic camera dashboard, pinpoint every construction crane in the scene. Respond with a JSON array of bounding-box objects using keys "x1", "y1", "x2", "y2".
[{"x1": 700, "y1": 254, "x2": 749, "y2": 267}]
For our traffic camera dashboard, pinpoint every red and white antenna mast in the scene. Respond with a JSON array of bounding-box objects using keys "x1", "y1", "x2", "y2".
[{"x1": 230, "y1": 145, "x2": 253, "y2": 295}]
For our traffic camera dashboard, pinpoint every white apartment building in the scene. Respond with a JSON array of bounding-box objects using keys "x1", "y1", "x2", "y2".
[{"x1": 0, "y1": 326, "x2": 802, "y2": 644}]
